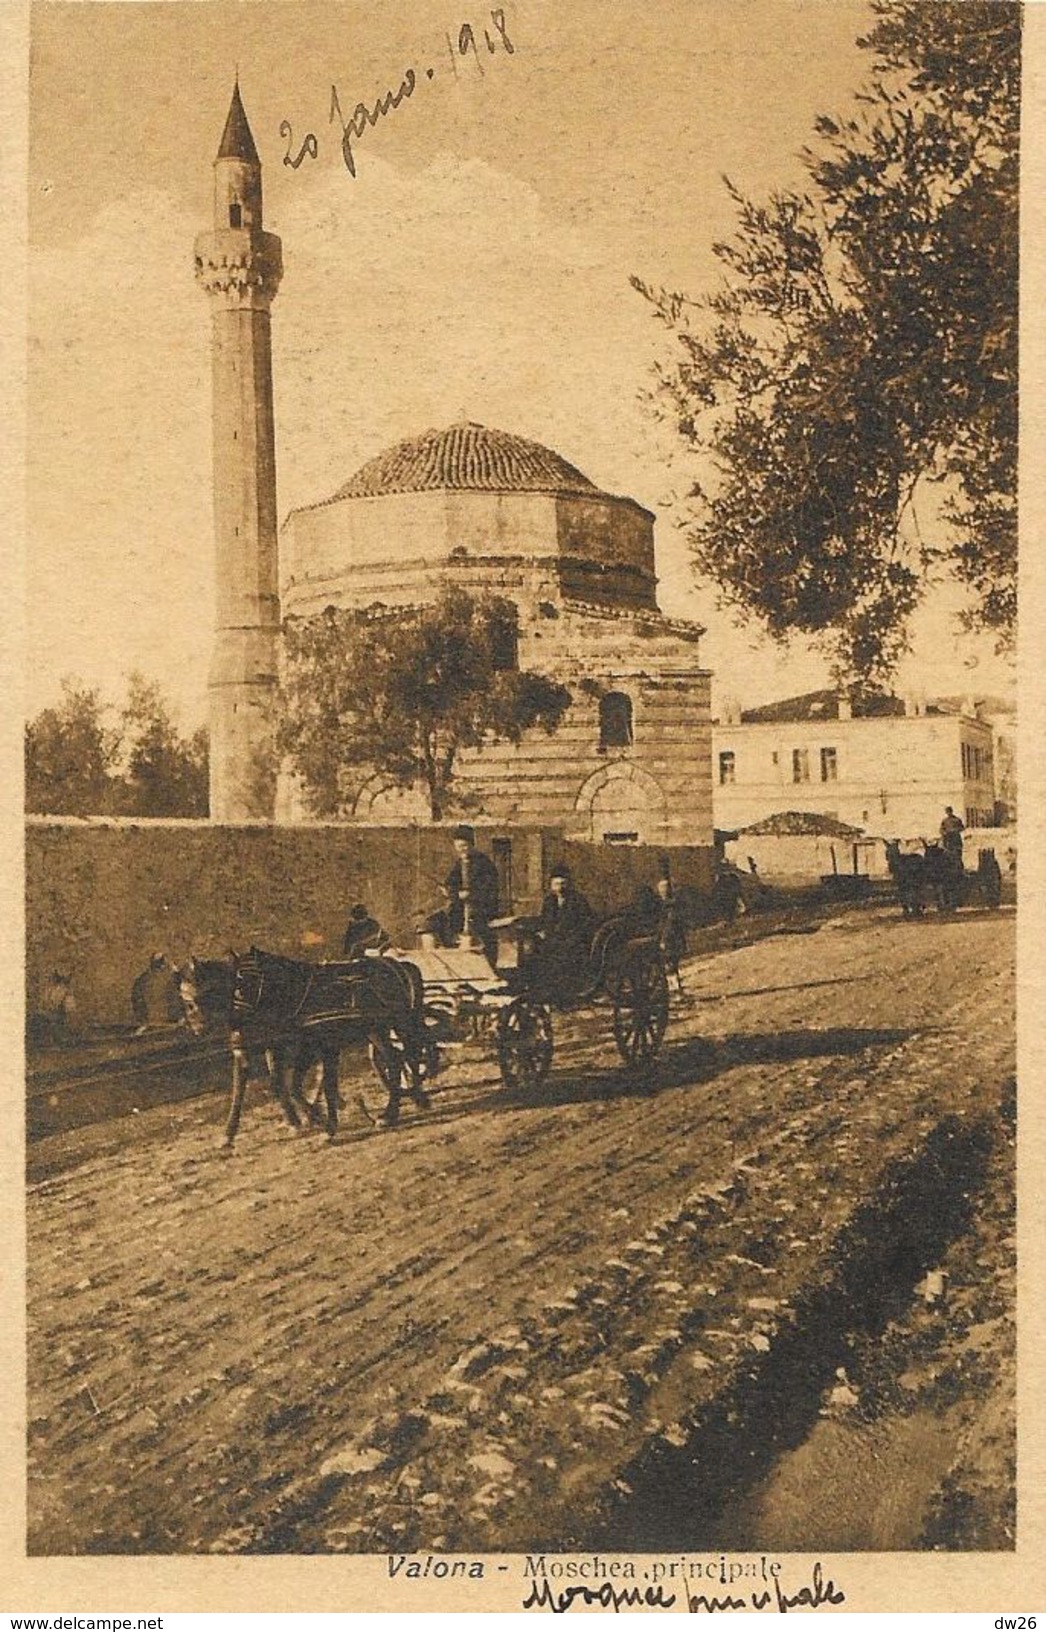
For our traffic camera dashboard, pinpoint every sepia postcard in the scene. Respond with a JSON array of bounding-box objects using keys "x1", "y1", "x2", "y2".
[{"x1": 3, "y1": 0, "x2": 1045, "y2": 1615}]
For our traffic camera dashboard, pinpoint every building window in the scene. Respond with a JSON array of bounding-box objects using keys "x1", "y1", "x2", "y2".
[
  {"x1": 599, "y1": 691, "x2": 633, "y2": 750},
  {"x1": 229, "y1": 201, "x2": 242, "y2": 228},
  {"x1": 491, "y1": 837, "x2": 512, "y2": 912},
  {"x1": 792, "y1": 748, "x2": 810, "y2": 783},
  {"x1": 718, "y1": 750, "x2": 736, "y2": 786},
  {"x1": 820, "y1": 746, "x2": 838, "y2": 782},
  {"x1": 490, "y1": 618, "x2": 519, "y2": 672}
]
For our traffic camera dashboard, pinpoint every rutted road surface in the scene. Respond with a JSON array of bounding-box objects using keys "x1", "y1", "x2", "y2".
[{"x1": 26, "y1": 906, "x2": 1015, "y2": 1554}]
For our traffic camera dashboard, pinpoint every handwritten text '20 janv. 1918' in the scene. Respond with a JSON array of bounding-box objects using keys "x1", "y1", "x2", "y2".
[{"x1": 280, "y1": 8, "x2": 515, "y2": 176}]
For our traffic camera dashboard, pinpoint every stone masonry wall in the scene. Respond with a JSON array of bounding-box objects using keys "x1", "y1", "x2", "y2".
[{"x1": 26, "y1": 822, "x2": 714, "y2": 1026}]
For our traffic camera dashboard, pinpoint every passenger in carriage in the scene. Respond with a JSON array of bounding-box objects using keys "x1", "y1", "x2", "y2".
[
  {"x1": 537, "y1": 864, "x2": 596, "y2": 985},
  {"x1": 342, "y1": 903, "x2": 391, "y2": 959},
  {"x1": 655, "y1": 865, "x2": 688, "y2": 993},
  {"x1": 940, "y1": 806, "x2": 966, "y2": 868}
]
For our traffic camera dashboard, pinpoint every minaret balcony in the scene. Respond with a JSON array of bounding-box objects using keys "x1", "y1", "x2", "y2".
[{"x1": 194, "y1": 229, "x2": 282, "y2": 304}]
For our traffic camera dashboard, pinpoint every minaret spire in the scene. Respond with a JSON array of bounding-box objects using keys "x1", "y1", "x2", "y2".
[
  {"x1": 194, "y1": 85, "x2": 283, "y2": 821},
  {"x1": 216, "y1": 77, "x2": 260, "y2": 164}
]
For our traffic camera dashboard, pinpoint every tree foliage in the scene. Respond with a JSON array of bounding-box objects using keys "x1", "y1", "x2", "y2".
[
  {"x1": 117, "y1": 673, "x2": 209, "y2": 817},
  {"x1": 277, "y1": 589, "x2": 573, "y2": 821},
  {"x1": 633, "y1": 0, "x2": 1018, "y2": 684},
  {"x1": 25, "y1": 674, "x2": 208, "y2": 817},
  {"x1": 25, "y1": 680, "x2": 121, "y2": 816}
]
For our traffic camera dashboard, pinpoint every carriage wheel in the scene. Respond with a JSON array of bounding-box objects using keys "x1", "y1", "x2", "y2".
[
  {"x1": 365, "y1": 1031, "x2": 434, "y2": 1122},
  {"x1": 613, "y1": 947, "x2": 670, "y2": 1068},
  {"x1": 357, "y1": 1032, "x2": 406, "y2": 1123},
  {"x1": 497, "y1": 997, "x2": 554, "y2": 1093}
]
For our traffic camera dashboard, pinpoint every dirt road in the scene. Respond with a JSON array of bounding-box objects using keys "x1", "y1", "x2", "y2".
[{"x1": 26, "y1": 906, "x2": 1015, "y2": 1554}]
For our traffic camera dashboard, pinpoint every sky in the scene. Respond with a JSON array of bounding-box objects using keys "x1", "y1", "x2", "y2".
[{"x1": 26, "y1": 0, "x2": 1017, "y2": 730}]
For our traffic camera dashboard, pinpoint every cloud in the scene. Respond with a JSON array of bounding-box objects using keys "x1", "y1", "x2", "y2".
[{"x1": 26, "y1": 153, "x2": 1012, "y2": 727}]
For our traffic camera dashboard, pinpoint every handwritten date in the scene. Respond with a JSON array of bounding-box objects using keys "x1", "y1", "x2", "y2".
[{"x1": 280, "y1": 8, "x2": 515, "y2": 178}]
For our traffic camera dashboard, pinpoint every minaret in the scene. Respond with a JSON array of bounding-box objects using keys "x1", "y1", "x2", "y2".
[{"x1": 194, "y1": 83, "x2": 283, "y2": 821}]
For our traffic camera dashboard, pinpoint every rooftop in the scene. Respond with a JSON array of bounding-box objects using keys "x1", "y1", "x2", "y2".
[
  {"x1": 328, "y1": 422, "x2": 626, "y2": 504},
  {"x1": 739, "y1": 810, "x2": 867, "y2": 838},
  {"x1": 216, "y1": 81, "x2": 260, "y2": 165},
  {"x1": 738, "y1": 689, "x2": 948, "y2": 724}
]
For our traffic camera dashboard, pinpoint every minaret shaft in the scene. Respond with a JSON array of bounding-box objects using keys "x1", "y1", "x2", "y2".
[
  {"x1": 210, "y1": 307, "x2": 280, "y2": 624},
  {"x1": 195, "y1": 87, "x2": 282, "y2": 822}
]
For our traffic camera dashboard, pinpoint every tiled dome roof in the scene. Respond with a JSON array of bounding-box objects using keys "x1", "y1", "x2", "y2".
[{"x1": 332, "y1": 422, "x2": 601, "y2": 500}]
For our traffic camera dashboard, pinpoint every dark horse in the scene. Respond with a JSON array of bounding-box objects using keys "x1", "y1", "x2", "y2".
[
  {"x1": 921, "y1": 841, "x2": 965, "y2": 913},
  {"x1": 885, "y1": 840, "x2": 928, "y2": 918},
  {"x1": 923, "y1": 842, "x2": 1003, "y2": 913},
  {"x1": 179, "y1": 950, "x2": 436, "y2": 1149}
]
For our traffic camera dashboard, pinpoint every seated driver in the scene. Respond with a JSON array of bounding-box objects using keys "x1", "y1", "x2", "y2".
[{"x1": 535, "y1": 865, "x2": 596, "y2": 991}]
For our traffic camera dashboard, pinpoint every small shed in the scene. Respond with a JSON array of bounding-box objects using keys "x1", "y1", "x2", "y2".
[{"x1": 724, "y1": 810, "x2": 880, "y2": 882}]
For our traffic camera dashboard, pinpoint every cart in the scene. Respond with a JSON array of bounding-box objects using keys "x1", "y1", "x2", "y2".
[{"x1": 376, "y1": 915, "x2": 671, "y2": 1101}]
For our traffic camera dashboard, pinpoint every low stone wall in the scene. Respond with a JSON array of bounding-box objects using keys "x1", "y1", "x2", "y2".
[
  {"x1": 26, "y1": 820, "x2": 715, "y2": 1026},
  {"x1": 25, "y1": 820, "x2": 548, "y2": 1026}
]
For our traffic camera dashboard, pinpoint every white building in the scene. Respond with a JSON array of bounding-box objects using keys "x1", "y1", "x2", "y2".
[{"x1": 713, "y1": 690, "x2": 997, "y2": 841}]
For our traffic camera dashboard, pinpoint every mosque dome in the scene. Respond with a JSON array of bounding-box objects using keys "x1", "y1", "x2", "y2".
[
  {"x1": 282, "y1": 420, "x2": 658, "y2": 621},
  {"x1": 330, "y1": 422, "x2": 601, "y2": 501}
]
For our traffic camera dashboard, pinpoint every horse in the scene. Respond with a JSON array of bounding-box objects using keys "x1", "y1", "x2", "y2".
[
  {"x1": 921, "y1": 841, "x2": 966, "y2": 913},
  {"x1": 178, "y1": 950, "x2": 437, "y2": 1149},
  {"x1": 884, "y1": 840, "x2": 927, "y2": 918},
  {"x1": 227, "y1": 948, "x2": 437, "y2": 1148},
  {"x1": 922, "y1": 843, "x2": 1003, "y2": 913},
  {"x1": 177, "y1": 955, "x2": 326, "y2": 1141}
]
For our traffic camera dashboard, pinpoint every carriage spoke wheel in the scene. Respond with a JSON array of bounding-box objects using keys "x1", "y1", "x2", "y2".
[
  {"x1": 359, "y1": 1034, "x2": 405, "y2": 1123},
  {"x1": 613, "y1": 949, "x2": 670, "y2": 1069},
  {"x1": 363, "y1": 1026, "x2": 434, "y2": 1125},
  {"x1": 497, "y1": 997, "x2": 554, "y2": 1093}
]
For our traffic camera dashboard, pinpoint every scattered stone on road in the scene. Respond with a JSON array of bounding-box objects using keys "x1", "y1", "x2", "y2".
[{"x1": 26, "y1": 907, "x2": 1015, "y2": 1555}]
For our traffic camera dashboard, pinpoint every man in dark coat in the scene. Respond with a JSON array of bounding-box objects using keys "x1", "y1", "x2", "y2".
[
  {"x1": 342, "y1": 904, "x2": 391, "y2": 959},
  {"x1": 131, "y1": 953, "x2": 182, "y2": 1031},
  {"x1": 534, "y1": 864, "x2": 596, "y2": 996},
  {"x1": 655, "y1": 869, "x2": 688, "y2": 993},
  {"x1": 439, "y1": 825, "x2": 501, "y2": 964},
  {"x1": 940, "y1": 806, "x2": 966, "y2": 867}
]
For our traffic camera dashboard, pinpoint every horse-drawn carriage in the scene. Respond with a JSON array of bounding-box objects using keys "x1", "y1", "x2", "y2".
[
  {"x1": 418, "y1": 911, "x2": 671, "y2": 1096},
  {"x1": 180, "y1": 909, "x2": 672, "y2": 1148},
  {"x1": 885, "y1": 840, "x2": 1003, "y2": 918}
]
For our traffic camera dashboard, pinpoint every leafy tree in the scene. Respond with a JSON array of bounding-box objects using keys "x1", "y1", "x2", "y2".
[
  {"x1": 117, "y1": 673, "x2": 209, "y2": 817},
  {"x1": 633, "y1": 0, "x2": 1018, "y2": 685},
  {"x1": 25, "y1": 674, "x2": 208, "y2": 817},
  {"x1": 25, "y1": 679, "x2": 121, "y2": 816},
  {"x1": 278, "y1": 589, "x2": 573, "y2": 821}
]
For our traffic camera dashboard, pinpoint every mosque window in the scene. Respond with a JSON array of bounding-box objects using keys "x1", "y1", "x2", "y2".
[
  {"x1": 229, "y1": 201, "x2": 243, "y2": 228},
  {"x1": 490, "y1": 618, "x2": 519, "y2": 672},
  {"x1": 718, "y1": 751, "x2": 736, "y2": 785},
  {"x1": 599, "y1": 691, "x2": 633, "y2": 750}
]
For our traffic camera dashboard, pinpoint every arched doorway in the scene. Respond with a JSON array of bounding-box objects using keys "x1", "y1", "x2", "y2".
[{"x1": 574, "y1": 761, "x2": 668, "y2": 844}]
